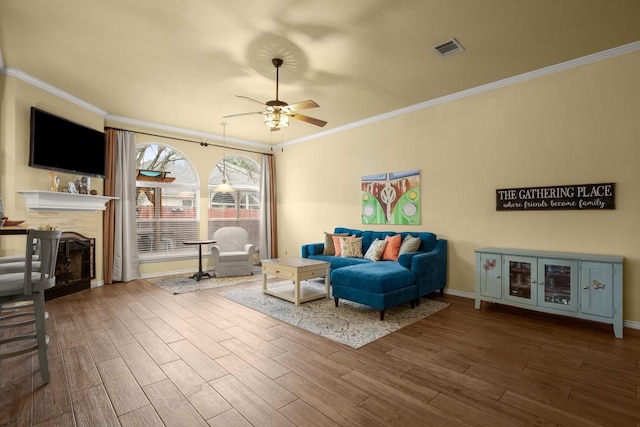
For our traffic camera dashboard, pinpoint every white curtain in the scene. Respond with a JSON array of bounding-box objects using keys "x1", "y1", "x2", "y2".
[
  {"x1": 113, "y1": 130, "x2": 139, "y2": 281},
  {"x1": 259, "y1": 154, "x2": 275, "y2": 259}
]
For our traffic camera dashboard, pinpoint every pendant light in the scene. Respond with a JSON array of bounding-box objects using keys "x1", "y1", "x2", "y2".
[{"x1": 214, "y1": 122, "x2": 234, "y2": 193}]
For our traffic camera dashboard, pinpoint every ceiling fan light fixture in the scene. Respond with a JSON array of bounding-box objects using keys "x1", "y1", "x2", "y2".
[
  {"x1": 264, "y1": 112, "x2": 289, "y2": 128},
  {"x1": 224, "y1": 58, "x2": 326, "y2": 130}
]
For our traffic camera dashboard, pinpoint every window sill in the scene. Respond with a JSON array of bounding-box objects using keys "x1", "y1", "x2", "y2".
[{"x1": 138, "y1": 250, "x2": 208, "y2": 264}]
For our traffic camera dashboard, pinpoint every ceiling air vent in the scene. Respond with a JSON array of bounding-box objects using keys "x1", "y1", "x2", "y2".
[{"x1": 433, "y1": 38, "x2": 464, "y2": 57}]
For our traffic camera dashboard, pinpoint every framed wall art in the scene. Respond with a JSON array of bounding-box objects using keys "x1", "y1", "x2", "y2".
[{"x1": 361, "y1": 169, "x2": 420, "y2": 225}]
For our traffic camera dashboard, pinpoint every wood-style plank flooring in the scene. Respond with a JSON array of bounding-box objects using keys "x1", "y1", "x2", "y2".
[{"x1": 1, "y1": 278, "x2": 639, "y2": 426}]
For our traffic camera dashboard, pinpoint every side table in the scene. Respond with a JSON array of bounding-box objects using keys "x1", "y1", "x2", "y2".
[{"x1": 183, "y1": 239, "x2": 216, "y2": 281}]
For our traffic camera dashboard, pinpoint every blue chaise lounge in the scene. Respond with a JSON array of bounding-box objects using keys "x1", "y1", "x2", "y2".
[{"x1": 301, "y1": 227, "x2": 447, "y2": 320}]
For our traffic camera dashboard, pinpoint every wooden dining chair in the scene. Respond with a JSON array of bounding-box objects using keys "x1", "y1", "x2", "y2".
[{"x1": 0, "y1": 229, "x2": 62, "y2": 383}]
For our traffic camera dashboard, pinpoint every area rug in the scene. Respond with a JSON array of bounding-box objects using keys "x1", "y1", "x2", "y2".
[
  {"x1": 218, "y1": 279, "x2": 449, "y2": 349},
  {"x1": 148, "y1": 272, "x2": 260, "y2": 294}
]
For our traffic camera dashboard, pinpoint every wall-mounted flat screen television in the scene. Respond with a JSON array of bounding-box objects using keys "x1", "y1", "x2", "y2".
[{"x1": 29, "y1": 107, "x2": 106, "y2": 178}]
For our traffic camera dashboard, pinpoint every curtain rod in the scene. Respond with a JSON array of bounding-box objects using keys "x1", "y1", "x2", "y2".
[{"x1": 104, "y1": 126, "x2": 273, "y2": 156}]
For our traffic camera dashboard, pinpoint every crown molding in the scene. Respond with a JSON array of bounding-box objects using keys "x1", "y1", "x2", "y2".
[
  {"x1": 105, "y1": 114, "x2": 272, "y2": 152},
  {"x1": 3, "y1": 40, "x2": 639, "y2": 151},
  {"x1": 277, "y1": 40, "x2": 640, "y2": 150},
  {"x1": 0, "y1": 67, "x2": 108, "y2": 116}
]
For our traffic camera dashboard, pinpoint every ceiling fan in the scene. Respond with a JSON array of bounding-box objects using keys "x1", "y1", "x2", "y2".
[{"x1": 223, "y1": 58, "x2": 327, "y2": 131}]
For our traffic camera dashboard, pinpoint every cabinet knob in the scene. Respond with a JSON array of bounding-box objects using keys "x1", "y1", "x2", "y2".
[
  {"x1": 583, "y1": 285, "x2": 589, "y2": 290},
  {"x1": 496, "y1": 275, "x2": 501, "y2": 279},
  {"x1": 538, "y1": 281, "x2": 544, "y2": 285}
]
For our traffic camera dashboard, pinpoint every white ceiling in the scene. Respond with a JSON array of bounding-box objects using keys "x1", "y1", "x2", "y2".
[{"x1": 2, "y1": 0, "x2": 640, "y2": 146}]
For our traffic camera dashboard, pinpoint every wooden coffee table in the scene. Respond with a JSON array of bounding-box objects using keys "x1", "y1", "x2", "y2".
[{"x1": 261, "y1": 258, "x2": 330, "y2": 305}]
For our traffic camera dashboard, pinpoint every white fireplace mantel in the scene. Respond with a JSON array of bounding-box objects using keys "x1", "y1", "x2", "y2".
[{"x1": 19, "y1": 190, "x2": 118, "y2": 211}]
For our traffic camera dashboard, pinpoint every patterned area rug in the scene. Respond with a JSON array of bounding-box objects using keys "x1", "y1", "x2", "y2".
[
  {"x1": 218, "y1": 279, "x2": 449, "y2": 349},
  {"x1": 148, "y1": 272, "x2": 260, "y2": 294}
]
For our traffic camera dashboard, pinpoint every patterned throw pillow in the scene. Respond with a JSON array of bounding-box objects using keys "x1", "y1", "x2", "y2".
[
  {"x1": 364, "y1": 238, "x2": 388, "y2": 262},
  {"x1": 381, "y1": 234, "x2": 402, "y2": 261},
  {"x1": 323, "y1": 232, "x2": 348, "y2": 255},
  {"x1": 399, "y1": 234, "x2": 421, "y2": 255},
  {"x1": 332, "y1": 235, "x2": 345, "y2": 256},
  {"x1": 340, "y1": 236, "x2": 363, "y2": 258}
]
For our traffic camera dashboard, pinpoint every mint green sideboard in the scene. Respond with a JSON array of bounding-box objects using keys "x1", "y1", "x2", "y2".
[{"x1": 475, "y1": 247, "x2": 623, "y2": 338}]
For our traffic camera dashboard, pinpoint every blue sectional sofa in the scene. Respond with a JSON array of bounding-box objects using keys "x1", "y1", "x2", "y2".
[{"x1": 301, "y1": 227, "x2": 447, "y2": 320}]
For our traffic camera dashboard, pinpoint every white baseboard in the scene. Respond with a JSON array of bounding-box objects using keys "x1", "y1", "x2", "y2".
[{"x1": 443, "y1": 288, "x2": 639, "y2": 331}]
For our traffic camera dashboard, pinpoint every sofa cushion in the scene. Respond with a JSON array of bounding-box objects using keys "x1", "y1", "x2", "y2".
[
  {"x1": 323, "y1": 232, "x2": 348, "y2": 255},
  {"x1": 218, "y1": 251, "x2": 252, "y2": 262},
  {"x1": 331, "y1": 262, "x2": 416, "y2": 293},
  {"x1": 340, "y1": 236, "x2": 363, "y2": 258},
  {"x1": 409, "y1": 232, "x2": 437, "y2": 252},
  {"x1": 382, "y1": 234, "x2": 402, "y2": 261},
  {"x1": 363, "y1": 238, "x2": 387, "y2": 261},
  {"x1": 399, "y1": 234, "x2": 421, "y2": 255},
  {"x1": 333, "y1": 228, "x2": 438, "y2": 254},
  {"x1": 308, "y1": 254, "x2": 371, "y2": 270}
]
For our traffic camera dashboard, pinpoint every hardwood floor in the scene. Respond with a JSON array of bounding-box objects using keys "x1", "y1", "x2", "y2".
[{"x1": 1, "y1": 278, "x2": 639, "y2": 426}]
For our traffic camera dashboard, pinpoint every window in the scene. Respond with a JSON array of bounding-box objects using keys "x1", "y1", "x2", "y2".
[
  {"x1": 136, "y1": 143, "x2": 198, "y2": 259},
  {"x1": 208, "y1": 155, "x2": 260, "y2": 246}
]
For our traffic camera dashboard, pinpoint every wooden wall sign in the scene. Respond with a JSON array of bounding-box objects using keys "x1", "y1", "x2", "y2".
[{"x1": 496, "y1": 183, "x2": 615, "y2": 211}]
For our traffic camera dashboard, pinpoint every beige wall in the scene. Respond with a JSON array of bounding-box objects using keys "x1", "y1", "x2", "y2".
[
  {"x1": 0, "y1": 76, "x2": 107, "y2": 284},
  {"x1": 275, "y1": 50, "x2": 640, "y2": 324}
]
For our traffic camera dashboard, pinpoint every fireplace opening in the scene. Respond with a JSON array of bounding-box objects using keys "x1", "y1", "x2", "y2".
[{"x1": 47, "y1": 231, "x2": 95, "y2": 300}]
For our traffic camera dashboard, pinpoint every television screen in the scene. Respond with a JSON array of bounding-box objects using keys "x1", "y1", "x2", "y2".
[{"x1": 29, "y1": 107, "x2": 106, "y2": 178}]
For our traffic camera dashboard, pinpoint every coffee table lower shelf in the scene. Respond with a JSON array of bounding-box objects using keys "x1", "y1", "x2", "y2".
[
  {"x1": 263, "y1": 285, "x2": 328, "y2": 305},
  {"x1": 261, "y1": 258, "x2": 330, "y2": 305}
]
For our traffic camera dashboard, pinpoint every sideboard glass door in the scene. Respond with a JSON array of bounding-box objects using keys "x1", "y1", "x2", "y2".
[
  {"x1": 503, "y1": 256, "x2": 537, "y2": 305},
  {"x1": 538, "y1": 258, "x2": 578, "y2": 312}
]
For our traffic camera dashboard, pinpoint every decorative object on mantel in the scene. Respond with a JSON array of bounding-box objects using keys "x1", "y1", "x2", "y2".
[
  {"x1": 18, "y1": 190, "x2": 117, "y2": 211},
  {"x1": 49, "y1": 172, "x2": 61, "y2": 192},
  {"x1": 136, "y1": 169, "x2": 175, "y2": 182},
  {"x1": 496, "y1": 183, "x2": 615, "y2": 211}
]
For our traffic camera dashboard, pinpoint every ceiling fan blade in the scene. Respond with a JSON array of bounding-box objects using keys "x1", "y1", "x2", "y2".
[
  {"x1": 290, "y1": 113, "x2": 327, "y2": 127},
  {"x1": 236, "y1": 95, "x2": 266, "y2": 106},
  {"x1": 223, "y1": 111, "x2": 263, "y2": 118},
  {"x1": 287, "y1": 100, "x2": 319, "y2": 111}
]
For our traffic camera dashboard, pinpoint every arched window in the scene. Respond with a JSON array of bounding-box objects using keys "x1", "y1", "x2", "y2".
[
  {"x1": 208, "y1": 155, "x2": 260, "y2": 247},
  {"x1": 136, "y1": 143, "x2": 199, "y2": 259}
]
